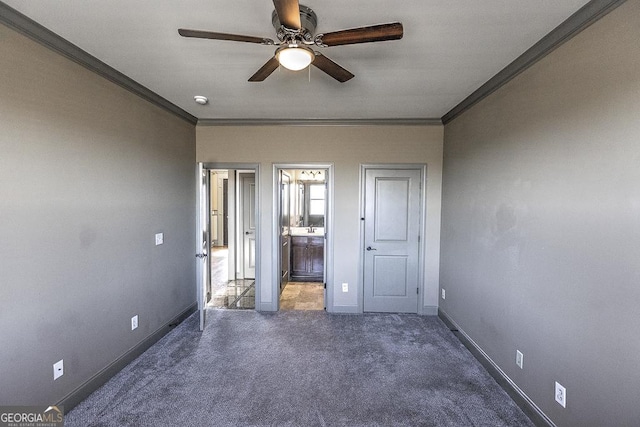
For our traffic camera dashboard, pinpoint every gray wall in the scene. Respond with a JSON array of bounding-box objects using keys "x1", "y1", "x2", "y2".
[
  {"x1": 0, "y1": 23, "x2": 196, "y2": 405},
  {"x1": 197, "y1": 125, "x2": 443, "y2": 314},
  {"x1": 440, "y1": 1, "x2": 640, "y2": 426}
]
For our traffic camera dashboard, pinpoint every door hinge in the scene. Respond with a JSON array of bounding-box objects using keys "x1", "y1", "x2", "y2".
[
  {"x1": 417, "y1": 288, "x2": 419, "y2": 295},
  {"x1": 418, "y1": 235, "x2": 421, "y2": 242},
  {"x1": 324, "y1": 283, "x2": 327, "y2": 289}
]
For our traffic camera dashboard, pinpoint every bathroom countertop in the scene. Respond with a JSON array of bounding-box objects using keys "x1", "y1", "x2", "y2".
[{"x1": 289, "y1": 227, "x2": 324, "y2": 237}]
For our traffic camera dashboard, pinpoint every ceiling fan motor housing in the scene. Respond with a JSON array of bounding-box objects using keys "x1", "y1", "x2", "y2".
[{"x1": 272, "y1": 4, "x2": 317, "y2": 42}]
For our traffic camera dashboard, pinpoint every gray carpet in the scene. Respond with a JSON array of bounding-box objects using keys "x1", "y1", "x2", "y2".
[{"x1": 65, "y1": 310, "x2": 534, "y2": 426}]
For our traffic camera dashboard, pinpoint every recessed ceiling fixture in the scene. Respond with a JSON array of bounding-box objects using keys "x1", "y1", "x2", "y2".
[
  {"x1": 193, "y1": 95, "x2": 208, "y2": 105},
  {"x1": 178, "y1": 1, "x2": 403, "y2": 83}
]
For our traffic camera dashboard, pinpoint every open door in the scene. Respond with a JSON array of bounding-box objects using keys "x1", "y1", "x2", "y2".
[
  {"x1": 195, "y1": 163, "x2": 210, "y2": 331},
  {"x1": 280, "y1": 171, "x2": 291, "y2": 292}
]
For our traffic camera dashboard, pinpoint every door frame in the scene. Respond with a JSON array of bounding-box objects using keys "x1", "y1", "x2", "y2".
[
  {"x1": 358, "y1": 164, "x2": 428, "y2": 314},
  {"x1": 202, "y1": 162, "x2": 261, "y2": 309},
  {"x1": 238, "y1": 171, "x2": 256, "y2": 279},
  {"x1": 272, "y1": 163, "x2": 334, "y2": 311}
]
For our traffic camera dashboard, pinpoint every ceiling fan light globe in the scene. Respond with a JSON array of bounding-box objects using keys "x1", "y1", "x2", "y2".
[{"x1": 276, "y1": 46, "x2": 315, "y2": 71}]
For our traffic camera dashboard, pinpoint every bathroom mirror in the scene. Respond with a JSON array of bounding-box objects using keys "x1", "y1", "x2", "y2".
[
  {"x1": 290, "y1": 170, "x2": 326, "y2": 227},
  {"x1": 303, "y1": 182, "x2": 325, "y2": 227}
]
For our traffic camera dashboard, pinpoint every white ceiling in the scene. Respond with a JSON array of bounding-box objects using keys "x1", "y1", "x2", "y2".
[{"x1": 4, "y1": 0, "x2": 590, "y2": 120}]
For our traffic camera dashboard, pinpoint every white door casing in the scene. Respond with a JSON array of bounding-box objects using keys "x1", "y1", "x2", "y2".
[
  {"x1": 363, "y1": 167, "x2": 422, "y2": 313},
  {"x1": 241, "y1": 173, "x2": 256, "y2": 279}
]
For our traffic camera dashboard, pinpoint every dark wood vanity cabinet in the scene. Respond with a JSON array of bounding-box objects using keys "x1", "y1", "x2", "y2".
[{"x1": 290, "y1": 236, "x2": 324, "y2": 282}]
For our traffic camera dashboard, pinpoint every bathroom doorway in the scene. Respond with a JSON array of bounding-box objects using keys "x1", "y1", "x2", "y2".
[{"x1": 275, "y1": 165, "x2": 333, "y2": 311}]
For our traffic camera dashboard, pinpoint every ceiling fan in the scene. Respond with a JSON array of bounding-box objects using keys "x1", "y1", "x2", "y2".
[{"x1": 178, "y1": 0, "x2": 403, "y2": 83}]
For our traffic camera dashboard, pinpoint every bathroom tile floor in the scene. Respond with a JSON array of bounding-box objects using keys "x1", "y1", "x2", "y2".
[{"x1": 280, "y1": 282, "x2": 325, "y2": 311}]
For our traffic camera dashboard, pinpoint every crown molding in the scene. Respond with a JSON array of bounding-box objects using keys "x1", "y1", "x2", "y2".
[
  {"x1": 197, "y1": 118, "x2": 442, "y2": 127},
  {"x1": 3, "y1": 0, "x2": 622, "y2": 128},
  {"x1": 0, "y1": 2, "x2": 197, "y2": 125},
  {"x1": 442, "y1": 0, "x2": 627, "y2": 125}
]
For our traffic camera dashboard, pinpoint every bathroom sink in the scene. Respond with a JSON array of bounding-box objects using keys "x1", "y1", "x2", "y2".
[{"x1": 290, "y1": 227, "x2": 324, "y2": 236}]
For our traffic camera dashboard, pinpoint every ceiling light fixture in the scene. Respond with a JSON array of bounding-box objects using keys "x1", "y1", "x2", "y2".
[
  {"x1": 194, "y1": 95, "x2": 208, "y2": 105},
  {"x1": 300, "y1": 170, "x2": 325, "y2": 181},
  {"x1": 275, "y1": 45, "x2": 315, "y2": 71}
]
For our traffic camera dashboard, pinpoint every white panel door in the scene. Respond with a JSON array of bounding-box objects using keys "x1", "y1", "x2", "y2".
[
  {"x1": 196, "y1": 163, "x2": 210, "y2": 331},
  {"x1": 363, "y1": 168, "x2": 421, "y2": 313},
  {"x1": 241, "y1": 173, "x2": 256, "y2": 279}
]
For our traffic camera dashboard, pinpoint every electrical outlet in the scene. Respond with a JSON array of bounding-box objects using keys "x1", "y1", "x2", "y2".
[
  {"x1": 131, "y1": 315, "x2": 138, "y2": 330},
  {"x1": 516, "y1": 350, "x2": 524, "y2": 369},
  {"x1": 342, "y1": 282, "x2": 348, "y2": 292},
  {"x1": 555, "y1": 382, "x2": 566, "y2": 408},
  {"x1": 53, "y1": 360, "x2": 64, "y2": 380},
  {"x1": 441, "y1": 289, "x2": 446, "y2": 300},
  {"x1": 155, "y1": 233, "x2": 164, "y2": 245}
]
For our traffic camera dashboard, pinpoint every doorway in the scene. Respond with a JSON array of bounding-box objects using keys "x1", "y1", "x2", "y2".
[
  {"x1": 361, "y1": 165, "x2": 425, "y2": 314},
  {"x1": 239, "y1": 172, "x2": 256, "y2": 280},
  {"x1": 212, "y1": 170, "x2": 255, "y2": 309},
  {"x1": 275, "y1": 166, "x2": 333, "y2": 311},
  {"x1": 208, "y1": 170, "x2": 228, "y2": 304},
  {"x1": 196, "y1": 165, "x2": 260, "y2": 330}
]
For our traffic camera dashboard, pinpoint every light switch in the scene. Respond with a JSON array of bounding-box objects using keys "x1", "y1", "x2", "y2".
[
  {"x1": 131, "y1": 315, "x2": 139, "y2": 331},
  {"x1": 155, "y1": 233, "x2": 164, "y2": 245},
  {"x1": 53, "y1": 359, "x2": 64, "y2": 380}
]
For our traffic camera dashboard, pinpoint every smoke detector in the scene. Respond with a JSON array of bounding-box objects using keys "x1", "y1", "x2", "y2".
[{"x1": 194, "y1": 95, "x2": 208, "y2": 105}]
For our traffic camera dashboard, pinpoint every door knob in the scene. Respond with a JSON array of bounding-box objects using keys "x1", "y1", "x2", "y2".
[{"x1": 366, "y1": 246, "x2": 377, "y2": 251}]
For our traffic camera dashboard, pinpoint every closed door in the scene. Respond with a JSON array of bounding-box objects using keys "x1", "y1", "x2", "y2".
[
  {"x1": 363, "y1": 168, "x2": 421, "y2": 313},
  {"x1": 241, "y1": 173, "x2": 256, "y2": 279}
]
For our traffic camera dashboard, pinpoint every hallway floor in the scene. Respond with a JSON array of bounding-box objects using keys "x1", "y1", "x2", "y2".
[
  {"x1": 210, "y1": 279, "x2": 255, "y2": 309},
  {"x1": 209, "y1": 246, "x2": 255, "y2": 309},
  {"x1": 209, "y1": 246, "x2": 325, "y2": 311}
]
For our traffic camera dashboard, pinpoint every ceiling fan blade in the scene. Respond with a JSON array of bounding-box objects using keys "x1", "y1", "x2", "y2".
[
  {"x1": 317, "y1": 22, "x2": 403, "y2": 47},
  {"x1": 248, "y1": 57, "x2": 280, "y2": 82},
  {"x1": 312, "y1": 54, "x2": 354, "y2": 83},
  {"x1": 273, "y1": 0, "x2": 301, "y2": 30},
  {"x1": 178, "y1": 29, "x2": 273, "y2": 45}
]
